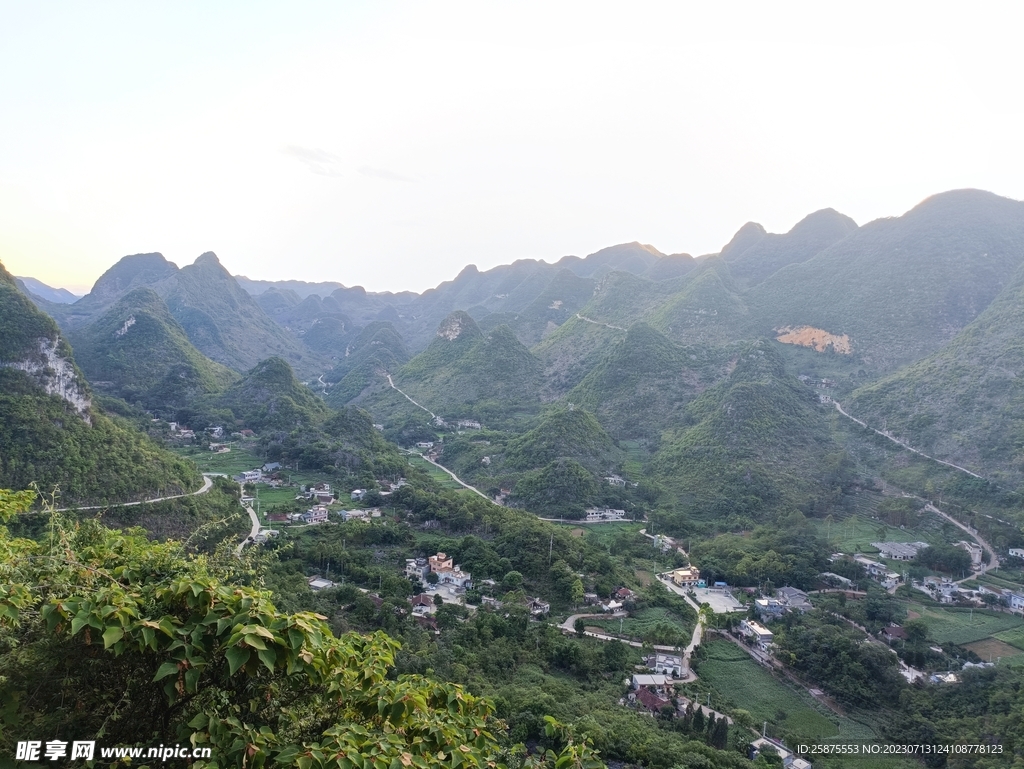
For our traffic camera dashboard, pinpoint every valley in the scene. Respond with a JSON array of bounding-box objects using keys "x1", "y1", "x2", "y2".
[{"x1": 4, "y1": 189, "x2": 1024, "y2": 768}]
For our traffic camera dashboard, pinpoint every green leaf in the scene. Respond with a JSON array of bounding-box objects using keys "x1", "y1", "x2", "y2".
[
  {"x1": 226, "y1": 646, "x2": 250, "y2": 675},
  {"x1": 256, "y1": 647, "x2": 277, "y2": 673},
  {"x1": 102, "y1": 625, "x2": 124, "y2": 649},
  {"x1": 154, "y1": 661, "x2": 180, "y2": 681}
]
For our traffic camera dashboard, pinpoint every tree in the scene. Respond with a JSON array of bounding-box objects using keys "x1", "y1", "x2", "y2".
[
  {"x1": 426, "y1": 570, "x2": 439, "y2": 584},
  {"x1": 502, "y1": 570, "x2": 524, "y2": 591},
  {"x1": 0, "y1": 490, "x2": 603, "y2": 769},
  {"x1": 434, "y1": 593, "x2": 445, "y2": 607}
]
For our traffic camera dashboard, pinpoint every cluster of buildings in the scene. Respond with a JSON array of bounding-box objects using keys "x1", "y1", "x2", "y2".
[
  {"x1": 754, "y1": 587, "x2": 812, "y2": 618},
  {"x1": 480, "y1": 595, "x2": 551, "y2": 616},
  {"x1": 583, "y1": 586, "x2": 636, "y2": 612},
  {"x1": 405, "y1": 552, "x2": 473, "y2": 590}
]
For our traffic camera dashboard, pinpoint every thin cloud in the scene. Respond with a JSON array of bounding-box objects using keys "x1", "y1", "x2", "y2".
[
  {"x1": 357, "y1": 165, "x2": 414, "y2": 183},
  {"x1": 282, "y1": 145, "x2": 343, "y2": 177}
]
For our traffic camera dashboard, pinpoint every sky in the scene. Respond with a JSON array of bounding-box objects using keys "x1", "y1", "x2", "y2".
[{"x1": 2, "y1": 2, "x2": 1023, "y2": 295}]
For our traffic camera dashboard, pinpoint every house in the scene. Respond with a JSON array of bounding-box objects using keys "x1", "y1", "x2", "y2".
[
  {"x1": 583, "y1": 593, "x2": 601, "y2": 605},
  {"x1": 871, "y1": 541, "x2": 929, "y2": 561},
  {"x1": 600, "y1": 599, "x2": 623, "y2": 613},
  {"x1": 456, "y1": 420, "x2": 481, "y2": 430},
  {"x1": 614, "y1": 587, "x2": 636, "y2": 602},
  {"x1": 241, "y1": 470, "x2": 262, "y2": 483},
  {"x1": 739, "y1": 619, "x2": 774, "y2": 647},
  {"x1": 262, "y1": 462, "x2": 282, "y2": 473},
  {"x1": 776, "y1": 586, "x2": 812, "y2": 612},
  {"x1": 1008, "y1": 548, "x2": 1024, "y2": 559},
  {"x1": 405, "y1": 558, "x2": 430, "y2": 582},
  {"x1": 957, "y1": 541, "x2": 984, "y2": 569},
  {"x1": 415, "y1": 441, "x2": 435, "y2": 449},
  {"x1": 525, "y1": 598, "x2": 550, "y2": 616},
  {"x1": 308, "y1": 576, "x2": 334, "y2": 591},
  {"x1": 881, "y1": 624, "x2": 908, "y2": 643},
  {"x1": 340, "y1": 509, "x2": 368, "y2": 522},
  {"x1": 584, "y1": 508, "x2": 627, "y2": 522},
  {"x1": 818, "y1": 572, "x2": 854, "y2": 588},
  {"x1": 413, "y1": 614, "x2": 439, "y2": 632},
  {"x1": 646, "y1": 653, "x2": 683, "y2": 677},
  {"x1": 631, "y1": 674, "x2": 670, "y2": 691},
  {"x1": 1008, "y1": 591, "x2": 1024, "y2": 614},
  {"x1": 749, "y1": 737, "x2": 812, "y2": 769},
  {"x1": 207, "y1": 426, "x2": 224, "y2": 438},
  {"x1": 240, "y1": 429, "x2": 255, "y2": 438},
  {"x1": 634, "y1": 687, "x2": 670, "y2": 714},
  {"x1": 604, "y1": 475, "x2": 627, "y2": 487},
  {"x1": 480, "y1": 596, "x2": 503, "y2": 610},
  {"x1": 429, "y1": 552, "x2": 454, "y2": 572},
  {"x1": 409, "y1": 594, "x2": 435, "y2": 614},
  {"x1": 428, "y1": 552, "x2": 472, "y2": 589},
  {"x1": 351, "y1": 489, "x2": 366, "y2": 501},
  {"x1": 668, "y1": 566, "x2": 701, "y2": 588},
  {"x1": 303, "y1": 506, "x2": 329, "y2": 524},
  {"x1": 754, "y1": 598, "x2": 786, "y2": 618},
  {"x1": 254, "y1": 529, "x2": 279, "y2": 544}
]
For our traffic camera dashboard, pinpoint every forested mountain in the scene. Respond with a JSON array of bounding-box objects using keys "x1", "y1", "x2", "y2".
[
  {"x1": 0, "y1": 261, "x2": 200, "y2": 503},
  {"x1": 10, "y1": 188, "x2": 1024, "y2": 768},
  {"x1": 652, "y1": 341, "x2": 842, "y2": 529},
  {"x1": 747, "y1": 189, "x2": 1024, "y2": 373},
  {"x1": 36, "y1": 252, "x2": 314, "y2": 375},
  {"x1": 68, "y1": 287, "x2": 238, "y2": 414},
  {"x1": 847, "y1": 257, "x2": 1024, "y2": 484},
  {"x1": 15, "y1": 276, "x2": 80, "y2": 303}
]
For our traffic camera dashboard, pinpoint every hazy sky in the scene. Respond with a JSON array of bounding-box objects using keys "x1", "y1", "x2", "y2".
[{"x1": 2, "y1": 2, "x2": 1022, "y2": 294}]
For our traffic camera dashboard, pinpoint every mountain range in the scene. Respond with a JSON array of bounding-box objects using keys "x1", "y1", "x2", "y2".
[{"x1": 13, "y1": 187, "x2": 1024, "y2": 512}]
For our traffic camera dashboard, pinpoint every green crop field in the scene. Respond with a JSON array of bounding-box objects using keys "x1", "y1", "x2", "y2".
[
  {"x1": 811, "y1": 512, "x2": 940, "y2": 555},
  {"x1": 556, "y1": 521, "x2": 644, "y2": 548},
  {"x1": 903, "y1": 603, "x2": 1024, "y2": 645},
  {"x1": 173, "y1": 445, "x2": 263, "y2": 476},
  {"x1": 588, "y1": 607, "x2": 692, "y2": 644},
  {"x1": 695, "y1": 641, "x2": 874, "y2": 742},
  {"x1": 994, "y1": 625, "x2": 1024, "y2": 652}
]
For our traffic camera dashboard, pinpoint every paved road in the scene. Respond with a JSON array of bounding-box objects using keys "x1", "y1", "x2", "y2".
[
  {"x1": 574, "y1": 313, "x2": 625, "y2": 332},
  {"x1": 385, "y1": 374, "x2": 437, "y2": 419},
  {"x1": 832, "y1": 400, "x2": 982, "y2": 478},
  {"x1": 57, "y1": 473, "x2": 215, "y2": 512},
  {"x1": 409, "y1": 450, "x2": 491, "y2": 501},
  {"x1": 923, "y1": 501, "x2": 1001, "y2": 579},
  {"x1": 235, "y1": 503, "x2": 261, "y2": 556}
]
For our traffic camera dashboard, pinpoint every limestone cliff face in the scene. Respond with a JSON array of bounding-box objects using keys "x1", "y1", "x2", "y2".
[
  {"x1": 1, "y1": 337, "x2": 92, "y2": 422},
  {"x1": 0, "y1": 261, "x2": 92, "y2": 423}
]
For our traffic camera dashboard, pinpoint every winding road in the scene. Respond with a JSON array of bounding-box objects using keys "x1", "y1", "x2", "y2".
[
  {"x1": 574, "y1": 313, "x2": 625, "y2": 332},
  {"x1": 408, "y1": 450, "x2": 491, "y2": 500},
  {"x1": 57, "y1": 473, "x2": 216, "y2": 512},
  {"x1": 385, "y1": 374, "x2": 437, "y2": 419},
  {"x1": 832, "y1": 400, "x2": 982, "y2": 478}
]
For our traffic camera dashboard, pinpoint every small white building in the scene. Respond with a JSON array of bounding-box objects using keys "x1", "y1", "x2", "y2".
[
  {"x1": 740, "y1": 619, "x2": 774, "y2": 647},
  {"x1": 303, "y1": 506, "x2": 329, "y2": 524},
  {"x1": 405, "y1": 558, "x2": 430, "y2": 582},
  {"x1": 1008, "y1": 548, "x2": 1024, "y2": 559},
  {"x1": 308, "y1": 576, "x2": 334, "y2": 591},
  {"x1": 241, "y1": 470, "x2": 262, "y2": 483},
  {"x1": 631, "y1": 674, "x2": 671, "y2": 690}
]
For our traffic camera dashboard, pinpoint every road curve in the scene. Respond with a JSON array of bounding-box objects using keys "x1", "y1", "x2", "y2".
[
  {"x1": 832, "y1": 401, "x2": 982, "y2": 478},
  {"x1": 56, "y1": 473, "x2": 216, "y2": 512}
]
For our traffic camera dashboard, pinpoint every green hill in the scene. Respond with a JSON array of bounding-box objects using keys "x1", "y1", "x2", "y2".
[
  {"x1": 747, "y1": 189, "x2": 1024, "y2": 373},
  {"x1": 567, "y1": 323, "x2": 726, "y2": 439},
  {"x1": 846, "y1": 259, "x2": 1024, "y2": 484},
  {"x1": 0, "y1": 261, "x2": 200, "y2": 503},
  {"x1": 47, "y1": 252, "x2": 314, "y2": 376},
  {"x1": 503, "y1": 407, "x2": 621, "y2": 473},
  {"x1": 160, "y1": 253, "x2": 313, "y2": 374},
  {"x1": 69, "y1": 288, "x2": 237, "y2": 415},
  {"x1": 648, "y1": 260, "x2": 750, "y2": 346},
  {"x1": 325, "y1": 321, "x2": 412, "y2": 407},
  {"x1": 396, "y1": 312, "x2": 543, "y2": 421},
  {"x1": 214, "y1": 357, "x2": 331, "y2": 434},
  {"x1": 652, "y1": 340, "x2": 840, "y2": 527}
]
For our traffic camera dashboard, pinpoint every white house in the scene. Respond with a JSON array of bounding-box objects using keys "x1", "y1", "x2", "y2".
[
  {"x1": 303, "y1": 506, "x2": 330, "y2": 524},
  {"x1": 740, "y1": 619, "x2": 774, "y2": 647},
  {"x1": 241, "y1": 470, "x2": 262, "y2": 483},
  {"x1": 1008, "y1": 548, "x2": 1024, "y2": 559},
  {"x1": 405, "y1": 558, "x2": 430, "y2": 582}
]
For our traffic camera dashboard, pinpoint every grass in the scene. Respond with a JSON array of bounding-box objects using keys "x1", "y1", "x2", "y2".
[
  {"x1": 554, "y1": 521, "x2": 644, "y2": 548},
  {"x1": 694, "y1": 641, "x2": 873, "y2": 741},
  {"x1": 588, "y1": 607, "x2": 692, "y2": 643},
  {"x1": 405, "y1": 453, "x2": 467, "y2": 491},
  {"x1": 173, "y1": 445, "x2": 263, "y2": 476},
  {"x1": 810, "y1": 509, "x2": 942, "y2": 555},
  {"x1": 900, "y1": 602, "x2": 1024, "y2": 645},
  {"x1": 993, "y1": 625, "x2": 1024, "y2": 652}
]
